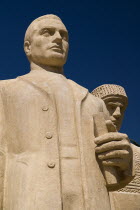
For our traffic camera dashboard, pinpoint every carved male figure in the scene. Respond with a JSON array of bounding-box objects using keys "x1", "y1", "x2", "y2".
[
  {"x1": 0, "y1": 15, "x2": 133, "y2": 210},
  {"x1": 92, "y1": 84, "x2": 140, "y2": 210},
  {"x1": 92, "y1": 84, "x2": 128, "y2": 131}
]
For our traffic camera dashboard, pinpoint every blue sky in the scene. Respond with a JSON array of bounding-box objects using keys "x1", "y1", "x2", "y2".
[{"x1": 0, "y1": 0, "x2": 140, "y2": 144}]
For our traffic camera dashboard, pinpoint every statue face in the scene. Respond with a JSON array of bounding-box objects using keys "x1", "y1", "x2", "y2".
[
  {"x1": 26, "y1": 18, "x2": 69, "y2": 67},
  {"x1": 104, "y1": 97, "x2": 126, "y2": 131}
]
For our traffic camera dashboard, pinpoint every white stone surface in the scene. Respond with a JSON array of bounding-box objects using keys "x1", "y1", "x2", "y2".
[{"x1": 0, "y1": 15, "x2": 134, "y2": 209}]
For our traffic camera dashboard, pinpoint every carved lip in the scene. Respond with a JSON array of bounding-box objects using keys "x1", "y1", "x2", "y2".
[
  {"x1": 112, "y1": 120, "x2": 118, "y2": 125},
  {"x1": 50, "y1": 45, "x2": 63, "y2": 53}
]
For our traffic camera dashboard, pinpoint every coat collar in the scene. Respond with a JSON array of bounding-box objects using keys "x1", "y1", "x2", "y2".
[
  {"x1": 18, "y1": 70, "x2": 54, "y2": 95},
  {"x1": 18, "y1": 70, "x2": 88, "y2": 103},
  {"x1": 68, "y1": 79, "x2": 88, "y2": 103}
]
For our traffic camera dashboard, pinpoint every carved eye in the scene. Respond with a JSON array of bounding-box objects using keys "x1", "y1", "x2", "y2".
[
  {"x1": 60, "y1": 31, "x2": 68, "y2": 41},
  {"x1": 40, "y1": 28, "x2": 55, "y2": 36},
  {"x1": 108, "y1": 104, "x2": 115, "y2": 110},
  {"x1": 107, "y1": 104, "x2": 116, "y2": 114},
  {"x1": 120, "y1": 106, "x2": 125, "y2": 112}
]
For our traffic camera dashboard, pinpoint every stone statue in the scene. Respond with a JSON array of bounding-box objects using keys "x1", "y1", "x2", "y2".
[
  {"x1": 0, "y1": 15, "x2": 134, "y2": 210},
  {"x1": 92, "y1": 84, "x2": 140, "y2": 210}
]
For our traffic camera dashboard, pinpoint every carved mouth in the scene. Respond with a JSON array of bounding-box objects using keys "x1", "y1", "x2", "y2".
[
  {"x1": 112, "y1": 120, "x2": 118, "y2": 126},
  {"x1": 50, "y1": 46, "x2": 63, "y2": 53}
]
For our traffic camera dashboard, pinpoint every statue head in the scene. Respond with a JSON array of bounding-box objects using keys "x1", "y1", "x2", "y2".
[
  {"x1": 92, "y1": 84, "x2": 128, "y2": 131},
  {"x1": 24, "y1": 14, "x2": 69, "y2": 68}
]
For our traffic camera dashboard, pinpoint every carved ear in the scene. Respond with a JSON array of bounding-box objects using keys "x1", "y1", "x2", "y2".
[{"x1": 24, "y1": 41, "x2": 31, "y2": 57}]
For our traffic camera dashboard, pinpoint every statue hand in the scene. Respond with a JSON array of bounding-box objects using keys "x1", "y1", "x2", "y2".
[{"x1": 95, "y1": 132, "x2": 132, "y2": 171}]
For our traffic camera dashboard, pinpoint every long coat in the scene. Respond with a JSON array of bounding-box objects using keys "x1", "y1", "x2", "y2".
[{"x1": 0, "y1": 70, "x2": 114, "y2": 210}]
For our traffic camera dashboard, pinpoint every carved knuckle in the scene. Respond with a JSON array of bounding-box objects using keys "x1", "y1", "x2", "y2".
[
  {"x1": 102, "y1": 160, "x2": 108, "y2": 165},
  {"x1": 122, "y1": 140, "x2": 130, "y2": 148},
  {"x1": 94, "y1": 137, "x2": 102, "y2": 144},
  {"x1": 102, "y1": 160, "x2": 115, "y2": 166},
  {"x1": 98, "y1": 154, "x2": 103, "y2": 160},
  {"x1": 94, "y1": 138, "x2": 99, "y2": 144},
  {"x1": 118, "y1": 150, "x2": 129, "y2": 158},
  {"x1": 95, "y1": 147, "x2": 100, "y2": 153},
  {"x1": 109, "y1": 133, "x2": 114, "y2": 139},
  {"x1": 117, "y1": 133, "x2": 128, "y2": 140},
  {"x1": 123, "y1": 150, "x2": 129, "y2": 156},
  {"x1": 120, "y1": 133, "x2": 128, "y2": 138},
  {"x1": 124, "y1": 134, "x2": 128, "y2": 139}
]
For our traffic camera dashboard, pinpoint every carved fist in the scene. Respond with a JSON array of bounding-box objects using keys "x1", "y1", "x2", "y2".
[{"x1": 95, "y1": 132, "x2": 132, "y2": 171}]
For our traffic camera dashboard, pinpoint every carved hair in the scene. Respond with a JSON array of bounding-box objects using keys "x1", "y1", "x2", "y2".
[{"x1": 24, "y1": 14, "x2": 62, "y2": 43}]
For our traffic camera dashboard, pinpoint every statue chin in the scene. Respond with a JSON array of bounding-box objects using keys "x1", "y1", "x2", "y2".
[
  {"x1": 33, "y1": 52, "x2": 67, "y2": 67},
  {"x1": 47, "y1": 57, "x2": 66, "y2": 67}
]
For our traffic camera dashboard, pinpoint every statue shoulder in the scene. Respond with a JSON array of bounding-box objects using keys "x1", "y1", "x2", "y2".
[
  {"x1": 0, "y1": 77, "x2": 19, "y2": 89},
  {"x1": 0, "y1": 77, "x2": 26, "y2": 99},
  {"x1": 0, "y1": 78, "x2": 17, "y2": 89}
]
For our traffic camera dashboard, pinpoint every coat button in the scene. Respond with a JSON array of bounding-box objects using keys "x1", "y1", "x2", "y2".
[
  {"x1": 46, "y1": 132, "x2": 53, "y2": 139},
  {"x1": 42, "y1": 106, "x2": 49, "y2": 111},
  {"x1": 47, "y1": 162, "x2": 55, "y2": 168}
]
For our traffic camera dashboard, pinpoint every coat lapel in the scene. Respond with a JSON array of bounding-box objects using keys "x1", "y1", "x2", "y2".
[
  {"x1": 19, "y1": 71, "x2": 88, "y2": 102},
  {"x1": 68, "y1": 79, "x2": 89, "y2": 209},
  {"x1": 68, "y1": 79, "x2": 88, "y2": 103}
]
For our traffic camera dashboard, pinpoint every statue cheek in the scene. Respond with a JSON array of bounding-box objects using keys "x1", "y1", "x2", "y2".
[
  {"x1": 63, "y1": 42, "x2": 69, "y2": 50},
  {"x1": 32, "y1": 36, "x2": 46, "y2": 48}
]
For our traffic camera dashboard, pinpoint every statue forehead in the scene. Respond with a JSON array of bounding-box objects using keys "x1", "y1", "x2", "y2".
[
  {"x1": 33, "y1": 18, "x2": 67, "y2": 31},
  {"x1": 104, "y1": 96, "x2": 126, "y2": 106}
]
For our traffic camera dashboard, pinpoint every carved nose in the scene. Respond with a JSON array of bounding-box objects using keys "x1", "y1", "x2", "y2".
[
  {"x1": 113, "y1": 107, "x2": 121, "y2": 118},
  {"x1": 53, "y1": 31, "x2": 62, "y2": 43}
]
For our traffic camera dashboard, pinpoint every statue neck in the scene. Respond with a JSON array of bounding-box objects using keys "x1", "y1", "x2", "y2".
[{"x1": 30, "y1": 62, "x2": 64, "y2": 75}]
